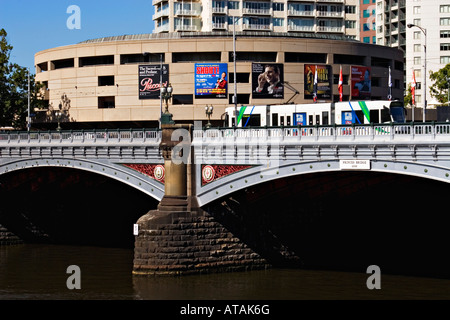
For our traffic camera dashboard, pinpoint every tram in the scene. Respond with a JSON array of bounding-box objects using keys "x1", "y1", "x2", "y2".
[{"x1": 225, "y1": 100, "x2": 406, "y2": 127}]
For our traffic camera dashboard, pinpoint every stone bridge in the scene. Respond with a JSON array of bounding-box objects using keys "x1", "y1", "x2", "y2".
[
  {"x1": 2, "y1": 123, "x2": 450, "y2": 207},
  {"x1": 2, "y1": 122, "x2": 450, "y2": 275}
]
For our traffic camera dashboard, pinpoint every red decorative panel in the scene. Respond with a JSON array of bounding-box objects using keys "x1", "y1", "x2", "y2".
[
  {"x1": 201, "y1": 164, "x2": 253, "y2": 186},
  {"x1": 122, "y1": 164, "x2": 165, "y2": 183}
]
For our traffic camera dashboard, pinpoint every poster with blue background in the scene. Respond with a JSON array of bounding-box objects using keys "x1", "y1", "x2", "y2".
[{"x1": 195, "y1": 63, "x2": 228, "y2": 98}]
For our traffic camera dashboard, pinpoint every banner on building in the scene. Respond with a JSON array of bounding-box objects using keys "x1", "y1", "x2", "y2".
[
  {"x1": 195, "y1": 63, "x2": 228, "y2": 98},
  {"x1": 138, "y1": 64, "x2": 169, "y2": 99},
  {"x1": 304, "y1": 64, "x2": 332, "y2": 100},
  {"x1": 252, "y1": 63, "x2": 284, "y2": 99},
  {"x1": 351, "y1": 66, "x2": 371, "y2": 100}
]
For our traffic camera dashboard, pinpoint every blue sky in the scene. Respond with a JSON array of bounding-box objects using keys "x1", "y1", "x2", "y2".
[{"x1": 0, "y1": 0, "x2": 155, "y2": 72}]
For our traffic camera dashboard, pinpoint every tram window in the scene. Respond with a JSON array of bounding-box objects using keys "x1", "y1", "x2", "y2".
[
  {"x1": 355, "y1": 111, "x2": 364, "y2": 123},
  {"x1": 309, "y1": 115, "x2": 313, "y2": 125},
  {"x1": 370, "y1": 110, "x2": 379, "y2": 123},
  {"x1": 315, "y1": 115, "x2": 320, "y2": 125},
  {"x1": 280, "y1": 116, "x2": 285, "y2": 126},
  {"x1": 381, "y1": 108, "x2": 390, "y2": 123},
  {"x1": 287, "y1": 116, "x2": 291, "y2": 126},
  {"x1": 272, "y1": 113, "x2": 278, "y2": 126},
  {"x1": 242, "y1": 114, "x2": 261, "y2": 127},
  {"x1": 322, "y1": 111, "x2": 329, "y2": 125}
]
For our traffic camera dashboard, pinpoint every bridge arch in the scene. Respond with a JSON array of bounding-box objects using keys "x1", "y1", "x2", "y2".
[
  {"x1": 196, "y1": 159, "x2": 450, "y2": 206},
  {"x1": 0, "y1": 157, "x2": 164, "y2": 201}
]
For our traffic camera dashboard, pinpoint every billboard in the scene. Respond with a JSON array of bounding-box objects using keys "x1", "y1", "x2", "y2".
[
  {"x1": 138, "y1": 64, "x2": 169, "y2": 99},
  {"x1": 351, "y1": 66, "x2": 371, "y2": 100},
  {"x1": 304, "y1": 64, "x2": 332, "y2": 100},
  {"x1": 195, "y1": 63, "x2": 228, "y2": 98},
  {"x1": 252, "y1": 63, "x2": 284, "y2": 99}
]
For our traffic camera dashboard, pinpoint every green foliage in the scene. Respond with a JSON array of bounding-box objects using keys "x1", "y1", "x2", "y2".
[
  {"x1": 0, "y1": 28, "x2": 45, "y2": 129},
  {"x1": 429, "y1": 63, "x2": 450, "y2": 105}
]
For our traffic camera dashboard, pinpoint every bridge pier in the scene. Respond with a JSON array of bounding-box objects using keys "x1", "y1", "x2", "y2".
[{"x1": 132, "y1": 123, "x2": 269, "y2": 276}]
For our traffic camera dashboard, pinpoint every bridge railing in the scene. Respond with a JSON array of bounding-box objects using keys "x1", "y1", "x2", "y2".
[
  {"x1": 0, "y1": 129, "x2": 161, "y2": 144},
  {"x1": 193, "y1": 122, "x2": 450, "y2": 142}
]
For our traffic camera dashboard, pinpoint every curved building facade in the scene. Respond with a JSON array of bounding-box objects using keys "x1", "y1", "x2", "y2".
[{"x1": 34, "y1": 32, "x2": 404, "y2": 129}]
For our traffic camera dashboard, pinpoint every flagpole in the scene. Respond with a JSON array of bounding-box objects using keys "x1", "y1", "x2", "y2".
[
  {"x1": 388, "y1": 66, "x2": 392, "y2": 101},
  {"x1": 338, "y1": 65, "x2": 343, "y2": 102}
]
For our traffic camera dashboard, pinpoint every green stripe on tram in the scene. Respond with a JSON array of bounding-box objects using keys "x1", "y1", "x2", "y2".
[
  {"x1": 237, "y1": 106, "x2": 247, "y2": 126},
  {"x1": 358, "y1": 101, "x2": 370, "y2": 123}
]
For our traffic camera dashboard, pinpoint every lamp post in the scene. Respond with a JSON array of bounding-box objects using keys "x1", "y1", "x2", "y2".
[
  {"x1": 408, "y1": 23, "x2": 427, "y2": 122},
  {"x1": 143, "y1": 52, "x2": 163, "y2": 129},
  {"x1": 232, "y1": 16, "x2": 244, "y2": 127},
  {"x1": 205, "y1": 105, "x2": 214, "y2": 129},
  {"x1": 160, "y1": 83, "x2": 175, "y2": 125},
  {"x1": 55, "y1": 110, "x2": 62, "y2": 131}
]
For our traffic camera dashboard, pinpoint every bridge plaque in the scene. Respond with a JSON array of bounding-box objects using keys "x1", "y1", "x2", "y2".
[{"x1": 340, "y1": 160, "x2": 371, "y2": 170}]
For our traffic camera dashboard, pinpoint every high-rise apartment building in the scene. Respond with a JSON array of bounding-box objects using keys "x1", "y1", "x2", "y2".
[
  {"x1": 153, "y1": 0, "x2": 360, "y2": 38},
  {"x1": 405, "y1": 1, "x2": 450, "y2": 110},
  {"x1": 375, "y1": 0, "x2": 406, "y2": 53}
]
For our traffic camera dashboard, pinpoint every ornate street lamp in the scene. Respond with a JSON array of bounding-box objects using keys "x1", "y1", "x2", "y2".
[
  {"x1": 55, "y1": 110, "x2": 62, "y2": 131},
  {"x1": 407, "y1": 23, "x2": 427, "y2": 122},
  {"x1": 205, "y1": 105, "x2": 214, "y2": 129},
  {"x1": 160, "y1": 83, "x2": 175, "y2": 125}
]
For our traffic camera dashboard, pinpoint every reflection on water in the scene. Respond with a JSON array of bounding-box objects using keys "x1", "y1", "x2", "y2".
[{"x1": 1, "y1": 244, "x2": 450, "y2": 300}]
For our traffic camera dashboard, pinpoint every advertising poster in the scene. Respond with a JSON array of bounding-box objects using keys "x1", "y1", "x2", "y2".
[
  {"x1": 138, "y1": 64, "x2": 169, "y2": 99},
  {"x1": 351, "y1": 66, "x2": 371, "y2": 100},
  {"x1": 195, "y1": 63, "x2": 228, "y2": 98},
  {"x1": 252, "y1": 63, "x2": 284, "y2": 99},
  {"x1": 304, "y1": 64, "x2": 332, "y2": 100}
]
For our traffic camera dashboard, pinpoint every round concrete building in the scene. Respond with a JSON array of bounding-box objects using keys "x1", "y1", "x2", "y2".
[{"x1": 34, "y1": 32, "x2": 404, "y2": 129}]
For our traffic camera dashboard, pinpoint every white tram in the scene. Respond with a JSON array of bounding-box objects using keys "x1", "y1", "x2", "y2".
[{"x1": 225, "y1": 100, "x2": 406, "y2": 127}]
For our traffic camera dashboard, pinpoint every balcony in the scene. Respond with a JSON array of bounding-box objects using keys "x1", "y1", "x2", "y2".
[
  {"x1": 174, "y1": 8, "x2": 201, "y2": 16},
  {"x1": 287, "y1": 9, "x2": 314, "y2": 17},
  {"x1": 287, "y1": 25, "x2": 314, "y2": 32},
  {"x1": 242, "y1": 23, "x2": 271, "y2": 31},
  {"x1": 316, "y1": 25, "x2": 344, "y2": 33},
  {"x1": 212, "y1": 22, "x2": 226, "y2": 29},
  {"x1": 242, "y1": 8, "x2": 271, "y2": 15},
  {"x1": 317, "y1": 10, "x2": 343, "y2": 18},
  {"x1": 212, "y1": 7, "x2": 226, "y2": 14},
  {"x1": 174, "y1": 24, "x2": 200, "y2": 32},
  {"x1": 152, "y1": 8, "x2": 169, "y2": 20}
]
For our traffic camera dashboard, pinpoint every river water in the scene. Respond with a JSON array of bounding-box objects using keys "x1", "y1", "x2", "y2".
[{"x1": 1, "y1": 244, "x2": 450, "y2": 301}]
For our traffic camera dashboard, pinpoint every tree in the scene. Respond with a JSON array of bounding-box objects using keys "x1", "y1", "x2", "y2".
[
  {"x1": 0, "y1": 28, "x2": 45, "y2": 129},
  {"x1": 429, "y1": 63, "x2": 450, "y2": 105}
]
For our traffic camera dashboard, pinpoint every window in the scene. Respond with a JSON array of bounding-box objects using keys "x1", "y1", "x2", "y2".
[
  {"x1": 173, "y1": 94, "x2": 193, "y2": 105},
  {"x1": 345, "y1": 5, "x2": 356, "y2": 14},
  {"x1": 98, "y1": 76, "x2": 114, "y2": 86},
  {"x1": 172, "y1": 52, "x2": 221, "y2": 62},
  {"x1": 273, "y1": 3, "x2": 284, "y2": 11},
  {"x1": 441, "y1": 56, "x2": 450, "y2": 64},
  {"x1": 79, "y1": 55, "x2": 114, "y2": 67},
  {"x1": 285, "y1": 52, "x2": 327, "y2": 63},
  {"x1": 228, "y1": 51, "x2": 277, "y2": 62},
  {"x1": 441, "y1": 18, "x2": 450, "y2": 26},
  {"x1": 51, "y1": 58, "x2": 74, "y2": 70},
  {"x1": 273, "y1": 18, "x2": 284, "y2": 26},
  {"x1": 228, "y1": 1, "x2": 239, "y2": 9},
  {"x1": 441, "y1": 30, "x2": 450, "y2": 38},
  {"x1": 440, "y1": 5, "x2": 450, "y2": 13},
  {"x1": 345, "y1": 20, "x2": 356, "y2": 28},
  {"x1": 413, "y1": 31, "x2": 421, "y2": 40},
  {"x1": 441, "y1": 43, "x2": 450, "y2": 51},
  {"x1": 414, "y1": 44, "x2": 421, "y2": 52},
  {"x1": 229, "y1": 72, "x2": 250, "y2": 83},
  {"x1": 414, "y1": 57, "x2": 421, "y2": 65},
  {"x1": 98, "y1": 96, "x2": 115, "y2": 109},
  {"x1": 120, "y1": 53, "x2": 164, "y2": 65},
  {"x1": 413, "y1": 6, "x2": 421, "y2": 14}
]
